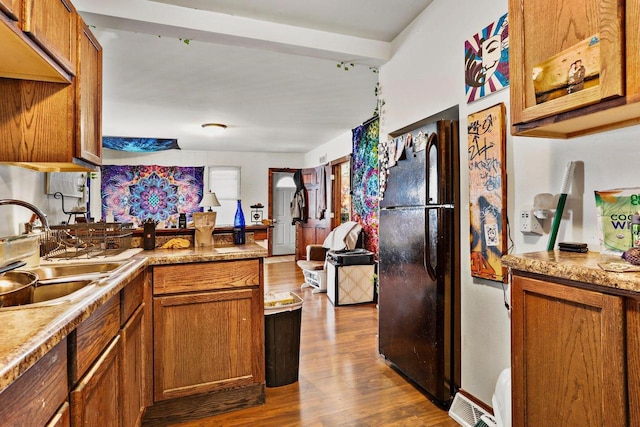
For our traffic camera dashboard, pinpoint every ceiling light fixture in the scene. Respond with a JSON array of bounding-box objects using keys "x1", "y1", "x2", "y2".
[{"x1": 201, "y1": 123, "x2": 228, "y2": 130}]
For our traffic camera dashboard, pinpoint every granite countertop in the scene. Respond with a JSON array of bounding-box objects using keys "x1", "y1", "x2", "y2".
[
  {"x1": 502, "y1": 250, "x2": 640, "y2": 294},
  {"x1": 0, "y1": 242, "x2": 267, "y2": 394}
]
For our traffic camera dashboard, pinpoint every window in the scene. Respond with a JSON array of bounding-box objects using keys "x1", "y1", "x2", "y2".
[{"x1": 208, "y1": 166, "x2": 241, "y2": 225}]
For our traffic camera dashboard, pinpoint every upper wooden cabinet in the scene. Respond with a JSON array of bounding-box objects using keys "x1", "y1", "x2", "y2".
[
  {"x1": 0, "y1": 14, "x2": 102, "y2": 170},
  {"x1": 0, "y1": 0, "x2": 71, "y2": 82},
  {"x1": 76, "y1": 17, "x2": 102, "y2": 165},
  {"x1": 510, "y1": 0, "x2": 640, "y2": 138},
  {"x1": 22, "y1": 0, "x2": 77, "y2": 75}
]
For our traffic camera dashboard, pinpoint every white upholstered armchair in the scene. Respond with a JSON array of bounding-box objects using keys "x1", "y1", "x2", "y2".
[{"x1": 296, "y1": 221, "x2": 362, "y2": 293}]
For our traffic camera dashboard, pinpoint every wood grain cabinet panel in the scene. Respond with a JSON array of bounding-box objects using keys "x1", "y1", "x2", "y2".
[
  {"x1": 70, "y1": 295, "x2": 121, "y2": 384},
  {"x1": 153, "y1": 288, "x2": 256, "y2": 401},
  {"x1": 75, "y1": 15, "x2": 102, "y2": 165},
  {"x1": 70, "y1": 336, "x2": 121, "y2": 427},
  {"x1": 508, "y1": 0, "x2": 640, "y2": 137},
  {"x1": 0, "y1": 338, "x2": 68, "y2": 427},
  {"x1": 121, "y1": 304, "x2": 145, "y2": 427},
  {"x1": 22, "y1": 0, "x2": 77, "y2": 74},
  {"x1": 0, "y1": 6, "x2": 102, "y2": 168},
  {"x1": 153, "y1": 259, "x2": 260, "y2": 295},
  {"x1": 627, "y1": 299, "x2": 640, "y2": 426},
  {"x1": 511, "y1": 275, "x2": 627, "y2": 426}
]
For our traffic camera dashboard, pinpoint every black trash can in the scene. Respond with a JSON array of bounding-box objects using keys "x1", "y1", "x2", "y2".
[{"x1": 264, "y1": 292, "x2": 303, "y2": 387}]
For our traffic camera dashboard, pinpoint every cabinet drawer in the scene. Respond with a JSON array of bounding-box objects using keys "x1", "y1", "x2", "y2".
[
  {"x1": 153, "y1": 259, "x2": 261, "y2": 295},
  {"x1": 121, "y1": 270, "x2": 144, "y2": 325},
  {"x1": 69, "y1": 295, "x2": 120, "y2": 383},
  {"x1": 0, "y1": 337, "x2": 68, "y2": 426}
]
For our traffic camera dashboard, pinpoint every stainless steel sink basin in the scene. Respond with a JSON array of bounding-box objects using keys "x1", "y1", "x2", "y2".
[
  {"x1": 32, "y1": 280, "x2": 93, "y2": 303},
  {"x1": 27, "y1": 261, "x2": 126, "y2": 284},
  {"x1": 0, "y1": 260, "x2": 129, "y2": 309}
]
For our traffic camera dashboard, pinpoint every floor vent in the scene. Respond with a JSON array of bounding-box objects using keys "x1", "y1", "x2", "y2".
[{"x1": 448, "y1": 393, "x2": 497, "y2": 427}]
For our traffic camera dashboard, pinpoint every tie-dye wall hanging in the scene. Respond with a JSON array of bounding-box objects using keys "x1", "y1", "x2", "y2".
[
  {"x1": 102, "y1": 136, "x2": 180, "y2": 152},
  {"x1": 101, "y1": 165, "x2": 204, "y2": 227},
  {"x1": 352, "y1": 118, "x2": 379, "y2": 257}
]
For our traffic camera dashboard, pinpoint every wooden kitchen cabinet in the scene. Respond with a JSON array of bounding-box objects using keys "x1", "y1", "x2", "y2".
[
  {"x1": 0, "y1": 1, "x2": 102, "y2": 170},
  {"x1": 0, "y1": 338, "x2": 68, "y2": 426},
  {"x1": 509, "y1": 0, "x2": 640, "y2": 138},
  {"x1": 70, "y1": 336, "x2": 121, "y2": 427},
  {"x1": 627, "y1": 299, "x2": 640, "y2": 427},
  {"x1": 120, "y1": 269, "x2": 146, "y2": 427},
  {"x1": 145, "y1": 259, "x2": 265, "y2": 424},
  {"x1": 22, "y1": 0, "x2": 77, "y2": 75},
  {"x1": 75, "y1": 16, "x2": 102, "y2": 165},
  {"x1": 511, "y1": 274, "x2": 627, "y2": 426},
  {"x1": 0, "y1": 0, "x2": 71, "y2": 82}
]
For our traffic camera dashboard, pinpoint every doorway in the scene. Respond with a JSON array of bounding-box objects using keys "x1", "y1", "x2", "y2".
[
  {"x1": 330, "y1": 155, "x2": 352, "y2": 229},
  {"x1": 270, "y1": 171, "x2": 296, "y2": 256}
]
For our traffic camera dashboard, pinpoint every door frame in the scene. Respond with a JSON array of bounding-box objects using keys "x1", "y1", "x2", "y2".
[
  {"x1": 330, "y1": 155, "x2": 351, "y2": 230},
  {"x1": 268, "y1": 168, "x2": 298, "y2": 257}
]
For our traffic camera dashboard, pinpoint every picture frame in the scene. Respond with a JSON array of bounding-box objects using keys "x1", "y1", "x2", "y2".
[{"x1": 467, "y1": 103, "x2": 508, "y2": 282}]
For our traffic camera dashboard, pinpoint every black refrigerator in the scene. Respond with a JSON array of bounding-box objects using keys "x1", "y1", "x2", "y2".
[{"x1": 378, "y1": 118, "x2": 461, "y2": 408}]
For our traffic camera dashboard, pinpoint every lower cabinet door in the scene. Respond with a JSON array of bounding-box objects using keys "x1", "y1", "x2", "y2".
[
  {"x1": 71, "y1": 336, "x2": 121, "y2": 427},
  {"x1": 120, "y1": 304, "x2": 145, "y2": 427},
  {"x1": 153, "y1": 289, "x2": 256, "y2": 402},
  {"x1": 512, "y1": 275, "x2": 626, "y2": 426}
]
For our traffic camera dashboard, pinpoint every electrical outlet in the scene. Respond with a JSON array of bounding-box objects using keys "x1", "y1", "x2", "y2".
[{"x1": 520, "y1": 209, "x2": 543, "y2": 235}]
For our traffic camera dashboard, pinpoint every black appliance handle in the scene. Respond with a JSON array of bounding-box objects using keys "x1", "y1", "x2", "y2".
[
  {"x1": 425, "y1": 132, "x2": 438, "y2": 204},
  {"x1": 424, "y1": 207, "x2": 437, "y2": 280}
]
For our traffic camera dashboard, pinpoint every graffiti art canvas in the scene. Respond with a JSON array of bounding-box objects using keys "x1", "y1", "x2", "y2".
[
  {"x1": 467, "y1": 103, "x2": 507, "y2": 282},
  {"x1": 465, "y1": 13, "x2": 509, "y2": 103}
]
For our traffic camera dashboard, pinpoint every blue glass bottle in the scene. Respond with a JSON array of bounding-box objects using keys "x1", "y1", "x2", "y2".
[{"x1": 233, "y1": 200, "x2": 246, "y2": 245}]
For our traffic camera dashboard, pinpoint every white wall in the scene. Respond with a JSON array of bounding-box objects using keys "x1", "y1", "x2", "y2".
[
  {"x1": 102, "y1": 149, "x2": 304, "y2": 225},
  {"x1": 304, "y1": 130, "x2": 353, "y2": 168},
  {"x1": 0, "y1": 166, "x2": 83, "y2": 236},
  {"x1": 379, "y1": 0, "x2": 640, "y2": 405}
]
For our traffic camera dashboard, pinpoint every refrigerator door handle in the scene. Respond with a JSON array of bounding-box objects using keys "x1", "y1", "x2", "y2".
[
  {"x1": 426, "y1": 132, "x2": 439, "y2": 204},
  {"x1": 424, "y1": 207, "x2": 437, "y2": 280}
]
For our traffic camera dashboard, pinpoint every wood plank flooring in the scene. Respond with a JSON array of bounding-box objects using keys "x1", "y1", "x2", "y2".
[{"x1": 173, "y1": 259, "x2": 458, "y2": 426}]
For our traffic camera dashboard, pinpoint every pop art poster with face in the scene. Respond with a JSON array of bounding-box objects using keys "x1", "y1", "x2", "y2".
[{"x1": 465, "y1": 13, "x2": 509, "y2": 103}]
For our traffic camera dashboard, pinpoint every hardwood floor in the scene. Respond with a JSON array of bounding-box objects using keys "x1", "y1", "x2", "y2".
[{"x1": 173, "y1": 259, "x2": 458, "y2": 426}]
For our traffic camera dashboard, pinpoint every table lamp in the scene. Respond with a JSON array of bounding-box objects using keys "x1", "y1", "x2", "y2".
[
  {"x1": 199, "y1": 192, "x2": 221, "y2": 211},
  {"x1": 194, "y1": 192, "x2": 221, "y2": 247}
]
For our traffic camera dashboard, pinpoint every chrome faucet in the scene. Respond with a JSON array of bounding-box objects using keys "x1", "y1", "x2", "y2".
[{"x1": 0, "y1": 199, "x2": 50, "y2": 230}]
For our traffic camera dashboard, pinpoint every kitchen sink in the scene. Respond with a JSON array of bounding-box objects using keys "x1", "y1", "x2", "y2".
[
  {"x1": 0, "y1": 260, "x2": 129, "y2": 309},
  {"x1": 27, "y1": 261, "x2": 126, "y2": 284},
  {"x1": 32, "y1": 280, "x2": 94, "y2": 303}
]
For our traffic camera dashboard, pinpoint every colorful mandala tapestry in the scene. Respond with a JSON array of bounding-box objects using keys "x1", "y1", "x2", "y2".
[
  {"x1": 352, "y1": 118, "x2": 379, "y2": 257},
  {"x1": 101, "y1": 165, "x2": 204, "y2": 226}
]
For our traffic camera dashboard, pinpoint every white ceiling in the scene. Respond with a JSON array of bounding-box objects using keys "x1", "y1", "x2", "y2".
[{"x1": 73, "y1": 0, "x2": 433, "y2": 153}]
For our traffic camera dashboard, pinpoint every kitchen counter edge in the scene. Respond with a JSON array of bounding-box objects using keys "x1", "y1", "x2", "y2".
[{"x1": 502, "y1": 250, "x2": 640, "y2": 294}]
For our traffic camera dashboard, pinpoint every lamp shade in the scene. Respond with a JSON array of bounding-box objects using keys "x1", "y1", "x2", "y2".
[{"x1": 199, "y1": 192, "x2": 221, "y2": 210}]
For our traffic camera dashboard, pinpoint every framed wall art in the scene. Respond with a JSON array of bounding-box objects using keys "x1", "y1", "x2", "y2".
[
  {"x1": 464, "y1": 13, "x2": 509, "y2": 103},
  {"x1": 467, "y1": 103, "x2": 507, "y2": 282}
]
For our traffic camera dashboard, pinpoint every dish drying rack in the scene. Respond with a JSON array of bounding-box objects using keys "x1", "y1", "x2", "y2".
[{"x1": 40, "y1": 222, "x2": 134, "y2": 260}]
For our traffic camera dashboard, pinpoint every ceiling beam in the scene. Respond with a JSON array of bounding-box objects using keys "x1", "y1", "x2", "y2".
[{"x1": 73, "y1": 0, "x2": 391, "y2": 66}]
